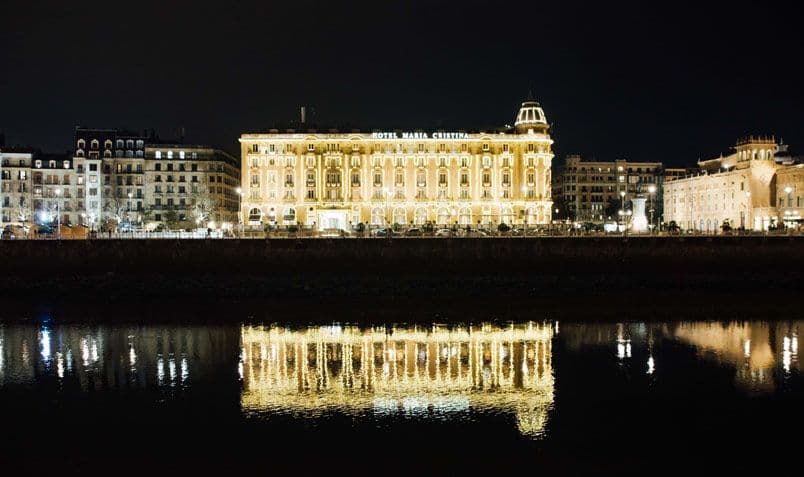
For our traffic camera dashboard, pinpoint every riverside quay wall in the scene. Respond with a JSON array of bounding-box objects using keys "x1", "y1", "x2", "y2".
[{"x1": 1, "y1": 237, "x2": 802, "y2": 300}]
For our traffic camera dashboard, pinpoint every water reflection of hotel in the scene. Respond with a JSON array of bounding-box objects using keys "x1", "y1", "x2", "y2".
[{"x1": 240, "y1": 322, "x2": 554, "y2": 437}]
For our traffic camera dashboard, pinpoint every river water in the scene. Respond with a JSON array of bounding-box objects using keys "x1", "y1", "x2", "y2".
[{"x1": 0, "y1": 318, "x2": 800, "y2": 474}]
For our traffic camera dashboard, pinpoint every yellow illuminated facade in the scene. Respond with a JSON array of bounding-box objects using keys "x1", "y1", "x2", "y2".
[
  {"x1": 239, "y1": 100, "x2": 553, "y2": 230},
  {"x1": 239, "y1": 322, "x2": 554, "y2": 437}
]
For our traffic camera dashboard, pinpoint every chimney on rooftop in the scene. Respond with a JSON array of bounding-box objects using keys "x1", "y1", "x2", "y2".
[{"x1": 300, "y1": 106, "x2": 306, "y2": 125}]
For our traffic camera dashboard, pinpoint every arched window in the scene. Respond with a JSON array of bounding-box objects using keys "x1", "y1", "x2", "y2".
[
  {"x1": 116, "y1": 140, "x2": 124, "y2": 148},
  {"x1": 104, "y1": 140, "x2": 112, "y2": 149},
  {"x1": 90, "y1": 139, "x2": 99, "y2": 150},
  {"x1": 482, "y1": 207, "x2": 492, "y2": 225},
  {"x1": 414, "y1": 207, "x2": 427, "y2": 225},
  {"x1": 77, "y1": 139, "x2": 86, "y2": 149},
  {"x1": 393, "y1": 207, "x2": 406, "y2": 226},
  {"x1": 371, "y1": 207, "x2": 384, "y2": 226},
  {"x1": 248, "y1": 208, "x2": 262, "y2": 223},
  {"x1": 459, "y1": 207, "x2": 471, "y2": 226},
  {"x1": 437, "y1": 207, "x2": 450, "y2": 225},
  {"x1": 103, "y1": 150, "x2": 111, "y2": 158},
  {"x1": 282, "y1": 207, "x2": 296, "y2": 225},
  {"x1": 501, "y1": 206, "x2": 513, "y2": 224}
]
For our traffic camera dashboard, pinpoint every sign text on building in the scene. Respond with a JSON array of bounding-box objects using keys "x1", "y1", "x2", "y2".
[{"x1": 371, "y1": 132, "x2": 469, "y2": 140}]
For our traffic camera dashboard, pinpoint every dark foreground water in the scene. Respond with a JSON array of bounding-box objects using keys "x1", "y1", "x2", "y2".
[{"x1": 0, "y1": 315, "x2": 801, "y2": 475}]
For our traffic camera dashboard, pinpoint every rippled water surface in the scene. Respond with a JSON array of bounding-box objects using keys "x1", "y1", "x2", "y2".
[{"x1": 0, "y1": 318, "x2": 801, "y2": 473}]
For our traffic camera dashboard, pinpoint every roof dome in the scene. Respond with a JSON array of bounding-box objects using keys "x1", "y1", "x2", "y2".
[{"x1": 514, "y1": 100, "x2": 548, "y2": 133}]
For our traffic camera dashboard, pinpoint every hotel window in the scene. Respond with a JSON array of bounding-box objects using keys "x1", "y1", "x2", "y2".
[
  {"x1": 416, "y1": 171, "x2": 426, "y2": 186},
  {"x1": 439, "y1": 144, "x2": 446, "y2": 153},
  {"x1": 482, "y1": 143, "x2": 489, "y2": 151},
  {"x1": 527, "y1": 144, "x2": 534, "y2": 152},
  {"x1": 526, "y1": 157, "x2": 535, "y2": 167},
  {"x1": 350, "y1": 156, "x2": 360, "y2": 167},
  {"x1": 269, "y1": 144, "x2": 275, "y2": 153},
  {"x1": 285, "y1": 174, "x2": 293, "y2": 186},
  {"x1": 439, "y1": 173, "x2": 447, "y2": 185},
  {"x1": 269, "y1": 172, "x2": 276, "y2": 184},
  {"x1": 415, "y1": 157, "x2": 425, "y2": 167},
  {"x1": 374, "y1": 173, "x2": 382, "y2": 185},
  {"x1": 372, "y1": 157, "x2": 382, "y2": 167},
  {"x1": 502, "y1": 157, "x2": 511, "y2": 168},
  {"x1": 502, "y1": 144, "x2": 509, "y2": 153},
  {"x1": 418, "y1": 143, "x2": 425, "y2": 153},
  {"x1": 482, "y1": 188, "x2": 491, "y2": 199},
  {"x1": 306, "y1": 171, "x2": 316, "y2": 184},
  {"x1": 395, "y1": 172, "x2": 404, "y2": 185},
  {"x1": 460, "y1": 157, "x2": 469, "y2": 167},
  {"x1": 307, "y1": 143, "x2": 315, "y2": 152},
  {"x1": 502, "y1": 189, "x2": 510, "y2": 199},
  {"x1": 307, "y1": 189, "x2": 315, "y2": 199},
  {"x1": 438, "y1": 190, "x2": 447, "y2": 200},
  {"x1": 502, "y1": 173, "x2": 510, "y2": 185},
  {"x1": 438, "y1": 157, "x2": 447, "y2": 167},
  {"x1": 460, "y1": 189, "x2": 469, "y2": 199},
  {"x1": 460, "y1": 173, "x2": 469, "y2": 185},
  {"x1": 327, "y1": 173, "x2": 340, "y2": 184},
  {"x1": 285, "y1": 157, "x2": 296, "y2": 167},
  {"x1": 482, "y1": 157, "x2": 491, "y2": 168},
  {"x1": 351, "y1": 173, "x2": 360, "y2": 185},
  {"x1": 527, "y1": 173, "x2": 534, "y2": 184},
  {"x1": 460, "y1": 143, "x2": 467, "y2": 152},
  {"x1": 394, "y1": 157, "x2": 403, "y2": 167},
  {"x1": 179, "y1": 151, "x2": 185, "y2": 159},
  {"x1": 482, "y1": 172, "x2": 490, "y2": 185}
]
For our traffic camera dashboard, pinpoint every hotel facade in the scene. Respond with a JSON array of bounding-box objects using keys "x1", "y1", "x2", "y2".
[{"x1": 239, "y1": 100, "x2": 554, "y2": 230}]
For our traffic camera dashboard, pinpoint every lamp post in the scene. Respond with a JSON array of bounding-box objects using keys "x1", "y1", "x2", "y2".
[
  {"x1": 55, "y1": 188, "x2": 62, "y2": 240},
  {"x1": 236, "y1": 187, "x2": 243, "y2": 237},
  {"x1": 647, "y1": 184, "x2": 657, "y2": 232},
  {"x1": 127, "y1": 192, "x2": 133, "y2": 233}
]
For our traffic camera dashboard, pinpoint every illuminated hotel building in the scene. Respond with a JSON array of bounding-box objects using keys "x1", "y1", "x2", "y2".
[{"x1": 239, "y1": 100, "x2": 554, "y2": 230}]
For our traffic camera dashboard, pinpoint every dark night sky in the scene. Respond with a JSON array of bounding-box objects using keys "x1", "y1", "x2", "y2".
[{"x1": 1, "y1": 0, "x2": 801, "y2": 166}]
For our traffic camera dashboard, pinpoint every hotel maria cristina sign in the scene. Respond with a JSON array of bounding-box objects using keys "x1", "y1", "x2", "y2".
[
  {"x1": 371, "y1": 131, "x2": 470, "y2": 140},
  {"x1": 239, "y1": 99, "x2": 554, "y2": 231}
]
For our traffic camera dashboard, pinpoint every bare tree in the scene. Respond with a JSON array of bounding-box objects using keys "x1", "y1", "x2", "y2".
[{"x1": 191, "y1": 195, "x2": 217, "y2": 227}]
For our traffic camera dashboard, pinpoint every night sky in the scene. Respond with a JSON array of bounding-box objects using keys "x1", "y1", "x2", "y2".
[{"x1": 2, "y1": 0, "x2": 801, "y2": 167}]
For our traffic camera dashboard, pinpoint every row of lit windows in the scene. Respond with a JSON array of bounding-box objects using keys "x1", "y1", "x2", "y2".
[
  {"x1": 250, "y1": 142, "x2": 548, "y2": 155},
  {"x1": 76, "y1": 139, "x2": 145, "y2": 150},
  {"x1": 248, "y1": 156, "x2": 542, "y2": 169}
]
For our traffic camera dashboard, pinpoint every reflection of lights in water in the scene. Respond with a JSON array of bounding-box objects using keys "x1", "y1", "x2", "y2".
[
  {"x1": 81, "y1": 338, "x2": 90, "y2": 366},
  {"x1": 647, "y1": 356, "x2": 655, "y2": 375},
  {"x1": 56, "y1": 352, "x2": 64, "y2": 378},
  {"x1": 168, "y1": 358, "x2": 177, "y2": 386},
  {"x1": 782, "y1": 336, "x2": 791, "y2": 373},
  {"x1": 617, "y1": 342, "x2": 631, "y2": 359},
  {"x1": 240, "y1": 323, "x2": 554, "y2": 438},
  {"x1": 66, "y1": 350, "x2": 72, "y2": 373},
  {"x1": 157, "y1": 356, "x2": 165, "y2": 385},
  {"x1": 792, "y1": 336, "x2": 799, "y2": 354},
  {"x1": 181, "y1": 356, "x2": 189, "y2": 382},
  {"x1": 129, "y1": 346, "x2": 137, "y2": 367},
  {"x1": 40, "y1": 328, "x2": 51, "y2": 362},
  {"x1": 744, "y1": 339, "x2": 751, "y2": 358}
]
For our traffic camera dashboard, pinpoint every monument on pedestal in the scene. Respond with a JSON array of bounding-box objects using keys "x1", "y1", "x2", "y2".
[{"x1": 631, "y1": 195, "x2": 648, "y2": 232}]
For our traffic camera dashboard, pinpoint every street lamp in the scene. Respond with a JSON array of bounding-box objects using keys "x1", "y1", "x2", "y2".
[
  {"x1": 55, "y1": 188, "x2": 62, "y2": 240},
  {"x1": 236, "y1": 187, "x2": 243, "y2": 237},
  {"x1": 127, "y1": 192, "x2": 133, "y2": 233},
  {"x1": 647, "y1": 184, "x2": 657, "y2": 232}
]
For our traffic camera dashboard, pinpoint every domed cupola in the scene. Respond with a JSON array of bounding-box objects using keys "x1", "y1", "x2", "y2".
[{"x1": 514, "y1": 100, "x2": 548, "y2": 134}]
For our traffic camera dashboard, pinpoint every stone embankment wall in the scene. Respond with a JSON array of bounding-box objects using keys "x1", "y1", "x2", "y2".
[{"x1": 1, "y1": 237, "x2": 801, "y2": 299}]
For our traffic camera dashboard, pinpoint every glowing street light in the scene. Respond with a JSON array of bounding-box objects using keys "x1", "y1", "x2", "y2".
[
  {"x1": 647, "y1": 184, "x2": 657, "y2": 231},
  {"x1": 55, "y1": 188, "x2": 62, "y2": 239},
  {"x1": 236, "y1": 187, "x2": 243, "y2": 237}
]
